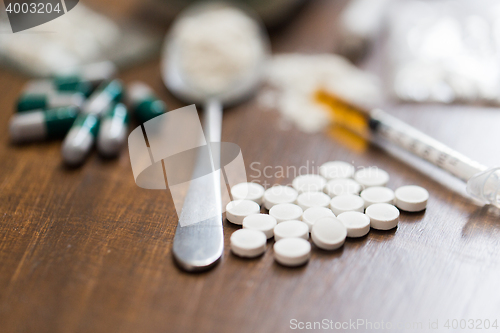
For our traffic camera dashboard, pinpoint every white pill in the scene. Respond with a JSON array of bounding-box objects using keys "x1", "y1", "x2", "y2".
[
  {"x1": 230, "y1": 229, "x2": 267, "y2": 258},
  {"x1": 354, "y1": 168, "x2": 390, "y2": 187},
  {"x1": 365, "y1": 203, "x2": 399, "y2": 230},
  {"x1": 263, "y1": 185, "x2": 298, "y2": 210},
  {"x1": 226, "y1": 200, "x2": 261, "y2": 225},
  {"x1": 231, "y1": 182, "x2": 265, "y2": 205},
  {"x1": 243, "y1": 214, "x2": 277, "y2": 239},
  {"x1": 301, "y1": 206, "x2": 335, "y2": 232},
  {"x1": 269, "y1": 203, "x2": 303, "y2": 223},
  {"x1": 292, "y1": 174, "x2": 326, "y2": 193},
  {"x1": 296, "y1": 192, "x2": 331, "y2": 210},
  {"x1": 324, "y1": 178, "x2": 362, "y2": 197},
  {"x1": 337, "y1": 211, "x2": 370, "y2": 238},
  {"x1": 329, "y1": 194, "x2": 365, "y2": 215},
  {"x1": 360, "y1": 186, "x2": 395, "y2": 208},
  {"x1": 273, "y1": 220, "x2": 309, "y2": 241},
  {"x1": 395, "y1": 185, "x2": 429, "y2": 212},
  {"x1": 311, "y1": 217, "x2": 347, "y2": 250},
  {"x1": 273, "y1": 238, "x2": 311, "y2": 267},
  {"x1": 319, "y1": 161, "x2": 355, "y2": 179}
]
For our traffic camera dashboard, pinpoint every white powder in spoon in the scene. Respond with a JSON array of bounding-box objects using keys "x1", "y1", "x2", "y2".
[{"x1": 174, "y1": 7, "x2": 264, "y2": 95}]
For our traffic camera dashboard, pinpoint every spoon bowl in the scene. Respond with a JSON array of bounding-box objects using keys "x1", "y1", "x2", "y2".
[{"x1": 162, "y1": 1, "x2": 270, "y2": 106}]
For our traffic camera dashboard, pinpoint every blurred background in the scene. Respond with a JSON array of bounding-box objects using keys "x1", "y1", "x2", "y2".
[
  {"x1": 3, "y1": 0, "x2": 498, "y2": 180},
  {"x1": 2, "y1": 0, "x2": 500, "y2": 107},
  {"x1": 2, "y1": 1, "x2": 500, "y2": 332}
]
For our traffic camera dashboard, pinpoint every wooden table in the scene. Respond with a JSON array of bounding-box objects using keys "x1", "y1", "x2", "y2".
[{"x1": 1, "y1": 1, "x2": 500, "y2": 332}]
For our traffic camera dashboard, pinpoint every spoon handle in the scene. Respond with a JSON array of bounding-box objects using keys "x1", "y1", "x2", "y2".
[{"x1": 172, "y1": 99, "x2": 224, "y2": 272}]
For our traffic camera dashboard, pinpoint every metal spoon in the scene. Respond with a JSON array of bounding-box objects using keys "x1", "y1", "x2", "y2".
[{"x1": 161, "y1": 2, "x2": 270, "y2": 272}]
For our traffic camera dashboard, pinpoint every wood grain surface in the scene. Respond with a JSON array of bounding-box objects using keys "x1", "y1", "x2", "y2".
[{"x1": 1, "y1": 1, "x2": 500, "y2": 332}]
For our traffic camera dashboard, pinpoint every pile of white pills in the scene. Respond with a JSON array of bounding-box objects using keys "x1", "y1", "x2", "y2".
[{"x1": 227, "y1": 161, "x2": 429, "y2": 267}]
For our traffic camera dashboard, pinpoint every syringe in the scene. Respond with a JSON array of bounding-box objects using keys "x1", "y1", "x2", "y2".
[{"x1": 316, "y1": 90, "x2": 500, "y2": 209}]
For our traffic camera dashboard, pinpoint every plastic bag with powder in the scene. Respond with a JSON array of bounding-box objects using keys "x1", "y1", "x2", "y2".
[{"x1": 388, "y1": 0, "x2": 500, "y2": 105}]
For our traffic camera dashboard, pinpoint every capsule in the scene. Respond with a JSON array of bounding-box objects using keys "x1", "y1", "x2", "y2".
[
  {"x1": 21, "y1": 61, "x2": 117, "y2": 97},
  {"x1": 53, "y1": 77, "x2": 93, "y2": 97},
  {"x1": 56, "y1": 61, "x2": 117, "y2": 86},
  {"x1": 97, "y1": 103, "x2": 129, "y2": 157},
  {"x1": 61, "y1": 113, "x2": 100, "y2": 166},
  {"x1": 82, "y1": 79, "x2": 124, "y2": 116},
  {"x1": 22, "y1": 78, "x2": 92, "y2": 97},
  {"x1": 127, "y1": 82, "x2": 167, "y2": 124},
  {"x1": 16, "y1": 92, "x2": 85, "y2": 112},
  {"x1": 53, "y1": 61, "x2": 117, "y2": 96},
  {"x1": 9, "y1": 106, "x2": 79, "y2": 143}
]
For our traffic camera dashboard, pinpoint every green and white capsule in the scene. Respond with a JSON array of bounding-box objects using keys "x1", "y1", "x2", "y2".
[
  {"x1": 127, "y1": 82, "x2": 167, "y2": 124},
  {"x1": 61, "y1": 113, "x2": 100, "y2": 166},
  {"x1": 17, "y1": 91, "x2": 85, "y2": 112},
  {"x1": 53, "y1": 61, "x2": 118, "y2": 96},
  {"x1": 22, "y1": 78, "x2": 92, "y2": 97},
  {"x1": 55, "y1": 61, "x2": 117, "y2": 86},
  {"x1": 97, "y1": 103, "x2": 129, "y2": 157},
  {"x1": 9, "y1": 106, "x2": 79, "y2": 143},
  {"x1": 82, "y1": 79, "x2": 124, "y2": 116},
  {"x1": 22, "y1": 62, "x2": 117, "y2": 97}
]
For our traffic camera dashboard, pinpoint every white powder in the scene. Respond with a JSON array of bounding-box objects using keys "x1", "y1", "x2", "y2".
[
  {"x1": 0, "y1": 4, "x2": 120, "y2": 75},
  {"x1": 262, "y1": 53, "x2": 382, "y2": 133},
  {"x1": 174, "y1": 7, "x2": 264, "y2": 94}
]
